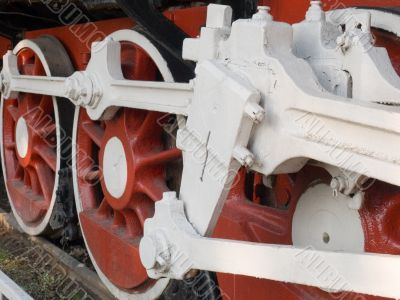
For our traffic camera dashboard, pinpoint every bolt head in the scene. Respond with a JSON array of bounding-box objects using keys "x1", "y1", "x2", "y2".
[
  {"x1": 252, "y1": 6, "x2": 273, "y2": 22},
  {"x1": 330, "y1": 177, "x2": 340, "y2": 190},
  {"x1": 330, "y1": 176, "x2": 347, "y2": 193},
  {"x1": 244, "y1": 155, "x2": 255, "y2": 168},
  {"x1": 254, "y1": 109, "x2": 265, "y2": 123},
  {"x1": 306, "y1": 0, "x2": 324, "y2": 22},
  {"x1": 163, "y1": 191, "x2": 178, "y2": 201}
]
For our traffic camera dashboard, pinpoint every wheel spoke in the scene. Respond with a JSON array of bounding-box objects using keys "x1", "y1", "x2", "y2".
[
  {"x1": 20, "y1": 63, "x2": 35, "y2": 76},
  {"x1": 33, "y1": 143, "x2": 57, "y2": 172},
  {"x1": 5, "y1": 153, "x2": 22, "y2": 180},
  {"x1": 121, "y1": 209, "x2": 142, "y2": 237},
  {"x1": 81, "y1": 168, "x2": 100, "y2": 183},
  {"x1": 15, "y1": 164, "x2": 24, "y2": 179},
  {"x1": 19, "y1": 51, "x2": 32, "y2": 67},
  {"x1": 6, "y1": 105, "x2": 19, "y2": 122},
  {"x1": 112, "y1": 210, "x2": 125, "y2": 229},
  {"x1": 26, "y1": 167, "x2": 40, "y2": 195},
  {"x1": 138, "y1": 148, "x2": 181, "y2": 168},
  {"x1": 33, "y1": 55, "x2": 44, "y2": 75},
  {"x1": 25, "y1": 106, "x2": 54, "y2": 135},
  {"x1": 23, "y1": 168, "x2": 30, "y2": 187},
  {"x1": 137, "y1": 177, "x2": 168, "y2": 202},
  {"x1": 78, "y1": 183, "x2": 99, "y2": 211},
  {"x1": 82, "y1": 121, "x2": 104, "y2": 147},
  {"x1": 18, "y1": 94, "x2": 30, "y2": 114},
  {"x1": 130, "y1": 197, "x2": 154, "y2": 227},
  {"x1": 33, "y1": 160, "x2": 53, "y2": 203},
  {"x1": 136, "y1": 112, "x2": 160, "y2": 139},
  {"x1": 39, "y1": 96, "x2": 53, "y2": 116},
  {"x1": 38, "y1": 123, "x2": 56, "y2": 138},
  {"x1": 96, "y1": 199, "x2": 112, "y2": 220}
]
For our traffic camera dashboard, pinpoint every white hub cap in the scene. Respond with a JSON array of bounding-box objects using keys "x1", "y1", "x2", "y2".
[
  {"x1": 103, "y1": 137, "x2": 128, "y2": 198},
  {"x1": 15, "y1": 117, "x2": 29, "y2": 158},
  {"x1": 292, "y1": 183, "x2": 364, "y2": 252}
]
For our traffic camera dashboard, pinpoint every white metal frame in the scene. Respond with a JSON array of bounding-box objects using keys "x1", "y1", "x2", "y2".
[{"x1": 1, "y1": 3, "x2": 400, "y2": 299}]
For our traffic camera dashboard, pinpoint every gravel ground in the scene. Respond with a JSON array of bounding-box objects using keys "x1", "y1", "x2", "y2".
[{"x1": 0, "y1": 217, "x2": 115, "y2": 300}]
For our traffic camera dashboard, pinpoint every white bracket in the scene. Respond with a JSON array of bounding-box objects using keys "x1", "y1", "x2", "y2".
[{"x1": 293, "y1": 2, "x2": 400, "y2": 105}]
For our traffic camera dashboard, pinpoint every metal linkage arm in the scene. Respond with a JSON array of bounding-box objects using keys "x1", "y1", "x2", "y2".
[
  {"x1": 140, "y1": 193, "x2": 400, "y2": 299},
  {"x1": 81, "y1": 37, "x2": 193, "y2": 119},
  {"x1": 6, "y1": 75, "x2": 67, "y2": 99},
  {"x1": 0, "y1": 39, "x2": 193, "y2": 120},
  {"x1": 98, "y1": 78, "x2": 192, "y2": 119},
  {"x1": 0, "y1": 51, "x2": 68, "y2": 99},
  {"x1": 251, "y1": 54, "x2": 400, "y2": 188}
]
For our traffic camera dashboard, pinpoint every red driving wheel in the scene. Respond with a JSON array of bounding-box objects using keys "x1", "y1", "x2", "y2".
[
  {"x1": 1, "y1": 36, "x2": 74, "y2": 235},
  {"x1": 73, "y1": 37, "x2": 181, "y2": 297}
]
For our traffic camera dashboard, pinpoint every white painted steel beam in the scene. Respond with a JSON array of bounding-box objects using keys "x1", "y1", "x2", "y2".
[{"x1": 141, "y1": 193, "x2": 400, "y2": 299}]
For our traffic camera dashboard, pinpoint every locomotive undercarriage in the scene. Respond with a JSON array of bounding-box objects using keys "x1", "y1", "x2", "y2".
[{"x1": 1, "y1": 1, "x2": 400, "y2": 299}]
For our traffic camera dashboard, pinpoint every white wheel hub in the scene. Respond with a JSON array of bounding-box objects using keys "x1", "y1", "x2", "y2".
[
  {"x1": 102, "y1": 136, "x2": 128, "y2": 199},
  {"x1": 15, "y1": 117, "x2": 29, "y2": 158},
  {"x1": 292, "y1": 183, "x2": 365, "y2": 252}
]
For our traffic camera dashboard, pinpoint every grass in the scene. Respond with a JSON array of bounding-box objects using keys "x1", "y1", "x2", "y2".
[{"x1": 0, "y1": 246, "x2": 58, "y2": 299}]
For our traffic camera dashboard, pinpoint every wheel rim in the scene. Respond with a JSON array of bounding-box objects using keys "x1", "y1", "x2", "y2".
[
  {"x1": 72, "y1": 30, "x2": 180, "y2": 298},
  {"x1": 0, "y1": 36, "x2": 73, "y2": 235}
]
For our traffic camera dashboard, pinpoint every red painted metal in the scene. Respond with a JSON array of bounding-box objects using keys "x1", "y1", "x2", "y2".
[
  {"x1": 2, "y1": 48, "x2": 56, "y2": 225},
  {"x1": 12, "y1": 2, "x2": 400, "y2": 299},
  {"x1": 15, "y1": 7, "x2": 206, "y2": 294},
  {"x1": 164, "y1": 6, "x2": 207, "y2": 37},
  {"x1": 0, "y1": 36, "x2": 11, "y2": 58},
  {"x1": 24, "y1": 18, "x2": 135, "y2": 71},
  {"x1": 24, "y1": 6, "x2": 207, "y2": 71},
  {"x1": 71, "y1": 8, "x2": 205, "y2": 292},
  {"x1": 76, "y1": 45, "x2": 181, "y2": 289}
]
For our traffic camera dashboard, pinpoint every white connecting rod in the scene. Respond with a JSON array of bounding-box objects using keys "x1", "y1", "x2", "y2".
[
  {"x1": 6, "y1": 75, "x2": 67, "y2": 98},
  {"x1": 0, "y1": 46, "x2": 193, "y2": 119},
  {"x1": 141, "y1": 194, "x2": 400, "y2": 299}
]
